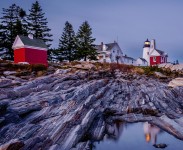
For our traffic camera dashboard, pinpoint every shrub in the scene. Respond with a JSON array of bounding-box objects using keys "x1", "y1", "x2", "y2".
[
  {"x1": 5, "y1": 62, "x2": 14, "y2": 69},
  {"x1": 140, "y1": 66, "x2": 181, "y2": 77},
  {"x1": 30, "y1": 64, "x2": 47, "y2": 72},
  {"x1": 13, "y1": 64, "x2": 30, "y2": 70},
  {"x1": 0, "y1": 59, "x2": 9, "y2": 63},
  {"x1": 110, "y1": 63, "x2": 134, "y2": 73},
  {"x1": 140, "y1": 66, "x2": 163, "y2": 76},
  {"x1": 132, "y1": 67, "x2": 145, "y2": 75},
  {"x1": 15, "y1": 71, "x2": 31, "y2": 77},
  {"x1": 91, "y1": 62, "x2": 110, "y2": 71}
]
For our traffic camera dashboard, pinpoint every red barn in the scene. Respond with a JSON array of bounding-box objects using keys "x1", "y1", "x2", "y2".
[{"x1": 12, "y1": 35, "x2": 48, "y2": 66}]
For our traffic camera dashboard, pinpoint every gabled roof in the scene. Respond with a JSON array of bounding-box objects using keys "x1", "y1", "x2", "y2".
[
  {"x1": 139, "y1": 57, "x2": 147, "y2": 62},
  {"x1": 19, "y1": 35, "x2": 47, "y2": 49},
  {"x1": 150, "y1": 48, "x2": 165, "y2": 56},
  {"x1": 12, "y1": 35, "x2": 48, "y2": 50},
  {"x1": 122, "y1": 55, "x2": 136, "y2": 61},
  {"x1": 155, "y1": 49, "x2": 164, "y2": 55},
  {"x1": 105, "y1": 43, "x2": 119, "y2": 51},
  {"x1": 95, "y1": 42, "x2": 119, "y2": 52},
  {"x1": 95, "y1": 45, "x2": 102, "y2": 51}
]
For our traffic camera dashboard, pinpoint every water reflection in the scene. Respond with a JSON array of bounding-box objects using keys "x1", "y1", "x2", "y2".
[
  {"x1": 106, "y1": 121, "x2": 161, "y2": 144},
  {"x1": 105, "y1": 121, "x2": 124, "y2": 141},
  {"x1": 94, "y1": 121, "x2": 183, "y2": 150},
  {"x1": 143, "y1": 122, "x2": 160, "y2": 144},
  {"x1": 105, "y1": 121, "x2": 162, "y2": 144}
]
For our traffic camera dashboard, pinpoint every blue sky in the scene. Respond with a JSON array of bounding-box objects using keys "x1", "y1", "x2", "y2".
[{"x1": 1, "y1": 0, "x2": 183, "y2": 63}]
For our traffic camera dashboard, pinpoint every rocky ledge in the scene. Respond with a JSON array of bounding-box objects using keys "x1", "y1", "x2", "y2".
[{"x1": 0, "y1": 63, "x2": 183, "y2": 150}]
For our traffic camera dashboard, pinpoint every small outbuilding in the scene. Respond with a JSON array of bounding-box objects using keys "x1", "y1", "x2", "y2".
[
  {"x1": 136, "y1": 57, "x2": 148, "y2": 66},
  {"x1": 12, "y1": 35, "x2": 48, "y2": 66},
  {"x1": 122, "y1": 54, "x2": 136, "y2": 65}
]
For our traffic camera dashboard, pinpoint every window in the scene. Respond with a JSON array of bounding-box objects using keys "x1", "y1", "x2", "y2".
[
  {"x1": 153, "y1": 57, "x2": 156, "y2": 62},
  {"x1": 161, "y1": 57, "x2": 164, "y2": 63}
]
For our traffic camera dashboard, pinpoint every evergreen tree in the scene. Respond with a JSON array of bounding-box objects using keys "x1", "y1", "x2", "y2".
[
  {"x1": 27, "y1": 1, "x2": 52, "y2": 48},
  {"x1": 0, "y1": 4, "x2": 27, "y2": 60},
  {"x1": 58, "y1": 21, "x2": 77, "y2": 62},
  {"x1": 47, "y1": 48, "x2": 60, "y2": 62},
  {"x1": 18, "y1": 8, "x2": 28, "y2": 35},
  {"x1": 0, "y1": 23, "x2": 7, "y2": 58},
  {"x1": 0, "y1": 23, "x2": 5, "y2": 48},
  {"x1": 76, "y1": 21, "x2": 97, "y2": 61}
]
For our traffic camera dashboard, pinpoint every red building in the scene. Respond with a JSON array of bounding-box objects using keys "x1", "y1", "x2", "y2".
[
  {"x1": 149, "y1": 50, "x2": 168, "y2": 66},
  {"x1": 12, "y1": 35, "x2": 48, "y2": 66}
]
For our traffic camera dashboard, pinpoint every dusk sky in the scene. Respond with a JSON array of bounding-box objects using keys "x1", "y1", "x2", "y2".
[{"x1": 1, "y1": 0, "x2": 183, "y2": 63}]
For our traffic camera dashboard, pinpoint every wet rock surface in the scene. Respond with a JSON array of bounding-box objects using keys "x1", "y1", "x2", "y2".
[{"x1": 0, "y1": 66, "x2": 183, "y2": 150}]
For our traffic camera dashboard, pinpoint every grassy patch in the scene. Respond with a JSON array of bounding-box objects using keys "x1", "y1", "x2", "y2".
[{"x1": 140, "y1": 66, "x2": 180, "y2": 77}]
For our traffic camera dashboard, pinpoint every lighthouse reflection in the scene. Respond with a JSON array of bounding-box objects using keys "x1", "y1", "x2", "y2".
[
  {"x1": 95, "y1": 121, "x2": 183, "y2": 150},
  {"x1": 105, "y1": 121, "x2": 161, "y2": 144},
  {"x1": 143, "y1": 122, "x2": 160, "y2": 144}
]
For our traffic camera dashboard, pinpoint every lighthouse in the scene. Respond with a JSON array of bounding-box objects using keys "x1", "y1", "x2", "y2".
[
  {"x1": 142, "y1": 39, "x2": 168, "y2": 66},
  {"x1": 143, "y1": 39, "x2": 150, "y2": 65}
]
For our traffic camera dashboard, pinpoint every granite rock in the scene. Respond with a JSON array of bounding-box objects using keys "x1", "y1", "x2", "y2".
[{"x1": 0, "y1": 66, "x2": 183, "y2": 150}]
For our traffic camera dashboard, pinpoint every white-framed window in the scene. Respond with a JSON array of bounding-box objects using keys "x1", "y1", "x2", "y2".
[
  {"x1": 153, "y1": 57, "x2": 156, "y2": 62},
  {"x1": 161, "y1": 57, "x2": 164, "y2": 63}
]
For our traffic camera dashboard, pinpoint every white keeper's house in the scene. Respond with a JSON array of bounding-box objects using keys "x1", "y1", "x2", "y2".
[{"x1": 95, "y1": 41, "x2": 124, "y2": 63}]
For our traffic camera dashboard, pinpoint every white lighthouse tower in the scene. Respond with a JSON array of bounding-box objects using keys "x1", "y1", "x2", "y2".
[{"x1": 143, "y1": 39, "x2": 150, "y2": 65}]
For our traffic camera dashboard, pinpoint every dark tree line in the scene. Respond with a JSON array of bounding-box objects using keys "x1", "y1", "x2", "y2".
[
  {"x1": 56, "y1": 21, "x2": 97, "y2": 62},
  {"x1": 0, "y1": 4, "x2": 26, "y2": 59},
  {"x1": 0, "y1": 1, "x2": 97, "y2": 62},
  {"x1": 0, "y1": 1, "x2": 52, "y2": 60}
]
